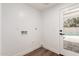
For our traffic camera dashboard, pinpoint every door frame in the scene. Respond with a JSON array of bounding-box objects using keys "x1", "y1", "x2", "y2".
[{"x1": 59, "y1": 4, "x2": 79, "y2": 56}]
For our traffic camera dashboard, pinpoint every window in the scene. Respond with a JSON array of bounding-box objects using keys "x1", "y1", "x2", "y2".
[{"x1": 63, "y1": 9, "x2": 79, "y2": 36}]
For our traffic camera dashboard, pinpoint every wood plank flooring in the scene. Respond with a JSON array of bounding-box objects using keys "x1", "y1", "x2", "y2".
[{"x1": 24, "y1": 47, "x2": 59, "y2": 56}]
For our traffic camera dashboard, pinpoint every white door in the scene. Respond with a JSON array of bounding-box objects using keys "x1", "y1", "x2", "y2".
[{"x1": 59, "y1": 4, "x2": 79, "y2": 56}]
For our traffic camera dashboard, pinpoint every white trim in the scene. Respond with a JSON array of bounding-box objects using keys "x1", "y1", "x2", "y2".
[
  {"x1": 43, "y1": 44, "x2": 59, "y2": 54},
  {"x1": 14, "y1": 45, "x2": 42, "y2": 56}
]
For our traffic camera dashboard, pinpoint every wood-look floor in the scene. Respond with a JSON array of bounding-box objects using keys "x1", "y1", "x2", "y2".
[{"x1": 24, "y1": 47, "x2": 59, "y2": 56}]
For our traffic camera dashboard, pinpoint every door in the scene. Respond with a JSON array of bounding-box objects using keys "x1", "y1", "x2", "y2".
[{"x1": 59, "y1": 4, "x2": 79, "y2": 56}]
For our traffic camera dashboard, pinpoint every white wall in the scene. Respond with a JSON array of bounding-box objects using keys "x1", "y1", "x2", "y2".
[
  {"x1": 42, "y1": 3, "x2": 73, "y2": 54},
  {"x1": 0, "y1": 3, "x2": 2, "y2": 55},
  {"x1": 2, "y1": 3, "x2": 78, "y2": 56},
  {"x1": 2, "y1": 3, "x2": 42, "y2": 56}
]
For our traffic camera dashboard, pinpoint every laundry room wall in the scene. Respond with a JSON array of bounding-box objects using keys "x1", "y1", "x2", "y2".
[{"x1": 2, "y1": 3, "x2": 42, "y2": 56}]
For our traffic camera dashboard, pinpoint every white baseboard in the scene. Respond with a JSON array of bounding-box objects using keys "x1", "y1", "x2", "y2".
[
  {"x1": 43, "y1": 44, "x2": 59, "y2": 54},
  {"x1": 13, "y1": 44, "x2": 60, "y2": 56},
  {"x1": 14, "y1": 45, "x2": 42, "y2": 56}
]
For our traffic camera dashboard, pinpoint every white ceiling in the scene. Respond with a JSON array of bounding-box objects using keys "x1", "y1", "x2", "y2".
[{"x1": 28, "y1": 3, "x2": 57, "y2": 11}]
